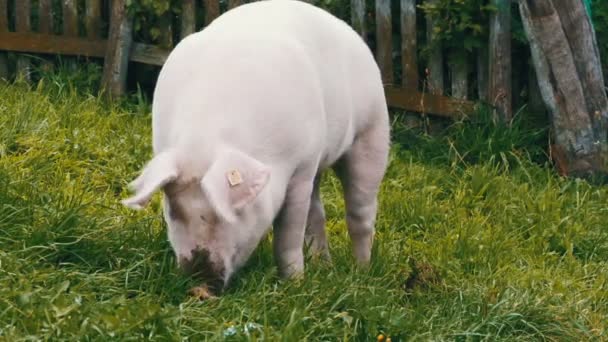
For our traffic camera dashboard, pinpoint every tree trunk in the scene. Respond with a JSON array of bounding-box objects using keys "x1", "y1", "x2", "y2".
[
  {"x1": 488, "y1": 0, "x2": 512, "y2": 122},
  {"x1": 519, "y1": 0, "x2": 608, "y2": 177},
  {"x1": 101, "y1": 0, "x2": 133, "y2": 99}
]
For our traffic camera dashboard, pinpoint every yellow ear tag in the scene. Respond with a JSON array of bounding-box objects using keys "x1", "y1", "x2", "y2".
[{"x1": 227, "y1": 169, "x2": 243, "y2": 187}]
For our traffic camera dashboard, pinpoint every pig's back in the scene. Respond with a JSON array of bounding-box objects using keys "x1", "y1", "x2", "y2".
[{"x1": 153, "y1": 0, "x2": 386, "y2": 168}]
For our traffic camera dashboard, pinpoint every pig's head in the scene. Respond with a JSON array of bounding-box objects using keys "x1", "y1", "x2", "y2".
[{"x1": 121, "y1": 148, "x2": 272, "y2": 292}]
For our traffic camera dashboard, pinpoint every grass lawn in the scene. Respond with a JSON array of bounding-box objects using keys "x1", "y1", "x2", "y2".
[{"x1": 1, "y1": 78, "x2": 607, "y2": 341}]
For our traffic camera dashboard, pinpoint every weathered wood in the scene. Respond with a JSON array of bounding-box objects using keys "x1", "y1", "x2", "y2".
[
  {"x1": 130, "y1": 43, "x2": 169, "y2": 66},
  {"x1": 400, "y1": 0, "x2": 421, "y2": 128},
  {"x1": 0, "y1": 0, "x2": 6, "y2": 31},
  {"x1": 519, "y1": 0, "x2": 607, "y2": 177},
  {"x1": 86, "y1": 0, "x2": 102, "y2": 39},
  {"x1": 15, "y1": 0, "x2": 31, "y2": 32},
  {"x1": 477, "y1": 46, "x2": 489, "y2": 101},
  {"x1": 350, "y1": 0, "x2": 366, "y2": 39},
  {"x1": 181, "y1": 0, "x2": 197, "y2": 39},
  {"x1": 15, "y1": 0, "x2": 32, "y2": 82},
  {"x1": 400, "y1": 0, "x2": 418, "y2": 89},
  {"x1": 38, "y1": 0, "x2": 53, "y2": 34},
  {"x1": 228, "y1": 0, "x2": 241, "y2": 10},
  {"x1": 450, "y1": 50, "x2": 468, "y2": 99},
  {"x1": 553, "y1": 1, "x2": 608, "y2": 140},
  {"x1": 0, "y1": 32, "x2": 106, "y2": 57},
  {"x1": 385, "y1": 86, "x2": 475, "y2": 118},
  {"x1": 63, "y1": 0, "x2": 78, "y2": 36},
  {"x1": 101, "y1": 0, "x2": 133, "y2": 98},
  {"x1": 376, "y1": 0, "x2": 393, "y2": 84},
  {"x1": 204, "y1": 0, "x2": 220, "y2": 26},
  {"x1": 425, "y1": 0, "x2": 443, "y2": 95},
  {"x1": 488, "y1": 0, "x2": 512, "y2": 121}
]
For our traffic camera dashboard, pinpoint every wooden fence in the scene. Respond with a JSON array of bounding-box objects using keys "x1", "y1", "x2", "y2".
[{"x1": 0, "y1": 0, "x2": 502, "y2": 119}]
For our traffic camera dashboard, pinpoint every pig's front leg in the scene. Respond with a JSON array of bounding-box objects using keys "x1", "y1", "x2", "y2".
[{"x1": 273, "y1": 171, "x2": 316, "y2": 278}]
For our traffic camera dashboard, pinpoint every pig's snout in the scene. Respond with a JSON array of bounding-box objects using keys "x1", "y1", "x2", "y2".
[{"x1": 179, "y1": 248, "x2": 226, "y2": 292}]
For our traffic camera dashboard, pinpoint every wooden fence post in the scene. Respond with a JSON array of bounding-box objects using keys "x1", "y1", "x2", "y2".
[
  {"x1": 204, "y1": 0, "x2": 220, "y2": 26},
  {"x1": 450, "y1": 50, "x2": 468, "y2": 99},
  {"x1": 15, "y1": 1, "x2": 31, "y2": 82},
  {"x1": 401, "y1": 0, "x2": 418, "y2": 89},
  {"x1": 351, "y1": 0, "x2": 366, "y2": 40},
  {"x1": 37, "y1": 0, "x2": 54, "y2": 73},
  {"x1": 425, "y1": 0, "x2": 444, "y2": 95},
  {"x1": 101, "y1": 0, "x2": 133, "y2": 99},
  {"x1": 0, "y1": 0, "x2": 8, "y2": 80},
  {"x1": 401, "y1": 0, "x2": 422, "y2": 129},
  {"x1": 86, "y1": 0, "x2": 102, "y2": 39},
  {"x1": 39, "y1": 0, "x2": 53, "y2": 34},
  {"x1": 376, "y1": 0, "x2": 393, "y2": 84},
  {"x1": 63, "y1": 0, "x2": 78, "y2": 36},
  {"x1": 488, "y1": 0, "x2": 512, "y2": 122},
  {"x1": 228, "y1": 0, "x2": 241, "y2": 10},
  {"x1": 181, "y1": 0, "x2": 196, "y2": 39}
]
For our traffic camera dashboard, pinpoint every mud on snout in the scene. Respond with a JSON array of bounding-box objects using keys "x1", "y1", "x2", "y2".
[{"x1": 178, "y1": 248, "x2": 226, "y2": 293}]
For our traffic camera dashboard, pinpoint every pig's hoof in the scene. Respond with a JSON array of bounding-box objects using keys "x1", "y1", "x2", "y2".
[{"x1": 188, "y1": 285, "x2": 216, "y2": 301}]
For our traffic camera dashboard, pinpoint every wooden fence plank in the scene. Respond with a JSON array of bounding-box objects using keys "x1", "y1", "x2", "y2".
[
  {"x1": 488, "y1": 0, "x2": 512, "y2": 121},
  {"x1": 0, "y1": 31, "x2": 169, "y2": 67},
  {"x1": 39, "y1": 0, "x2": 53, "y2": 34},
  {"x1": 15, "y1": 0, "x2": 32, "y2": 81},
  {"x1": 376, "y1": 0, "x2": 393, "y2": 84},
  {"x1": 450, "y1": 50, "x2": 468, "y2": 99},
  {"x1": 204, "y1": 0, "x2": 220, "y2": 26},
  {"x1": 181, "y1": 0, "x2": 196, "y2": 39},
  {"x1": 0, "y1": 0, "x2": 7, "y2": 31},
  {"x1": 228, "y1": 0, "x2": 241, "y2": 10},
  {"x1": 351, "y1": 0, "x2": 366, "y2": 39},
  {"x1": 0, "y1": 32, "x2": 106, "y2": 57},
  {"x1": 86, "y1": 0, "x2": 102, "y2": 39},
  {"x1": 15, "y1": 0, "x2": 31, "y2": 32},
  {"x1": 401, "y1": 0, "x2": 418, "y2": 89},
  {"x1": 101, "y1": 0, "x2": 133, "y2": 98},
  {"x1": 425, "y1": 0, "x2": 444, "y2": 95},
  {"x1": 130, "y1": 43, "x2": 169, "y2": 66},
  {"x1": 63, "y1": 0, "x2": 79, "y2": 36},
  {"x1": 385, "y1": 86, "x2": 475, "y2": 118}
]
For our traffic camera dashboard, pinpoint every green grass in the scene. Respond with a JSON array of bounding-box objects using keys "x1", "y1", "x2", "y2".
[{"x1": 1, "y1": 76, "x2": 607, "y2": 341}]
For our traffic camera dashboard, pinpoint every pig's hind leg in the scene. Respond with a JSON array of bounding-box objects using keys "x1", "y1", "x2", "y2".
[
  {"x1": 304, "y1": 174, "x2": 331, "y2": 261},
  {"x1": 334, "y1": 121, "x2": 389, "y2": 265}
]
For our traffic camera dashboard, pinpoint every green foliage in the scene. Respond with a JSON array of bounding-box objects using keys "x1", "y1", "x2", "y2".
[
  {"x1": 1, "y1": 71, "x2": 607, "y2": 340},
  {"x1": 418, "y1": 0, "x2": 495, "y2": 53},
  {"x1": 126, "y1": 0, "x2": 182, "y2": 47}
]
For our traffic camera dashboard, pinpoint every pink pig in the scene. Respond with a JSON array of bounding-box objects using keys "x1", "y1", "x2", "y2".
[{"x1": 122, "y1": 0, "x2": 390, "y2": 292}]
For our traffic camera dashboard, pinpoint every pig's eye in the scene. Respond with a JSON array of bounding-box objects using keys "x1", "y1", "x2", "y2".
[{"x1": 200, "y1": 215, "x2": 208, "y2": 223}]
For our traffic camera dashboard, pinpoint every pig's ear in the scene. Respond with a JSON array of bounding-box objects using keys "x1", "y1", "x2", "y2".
[
  {"x1": 122, "y1": 151, "x2": 179, "y2": 210},
  {"x1": 200, "y1": 151, "x2": 271, "y2": 223}
]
